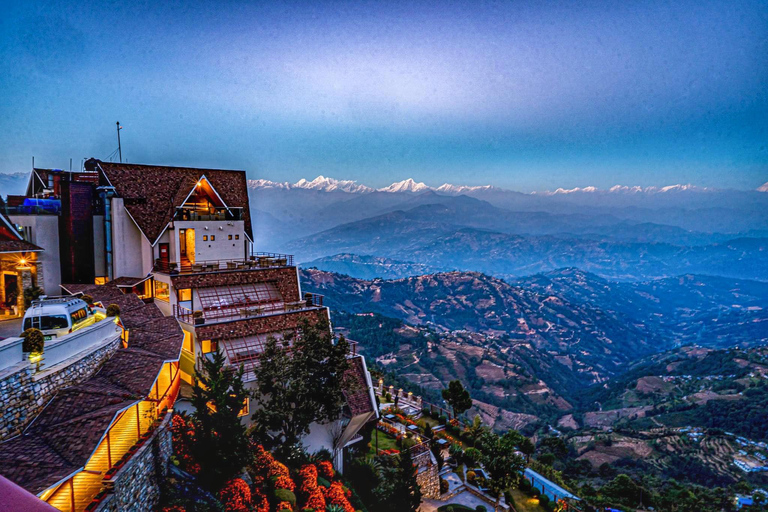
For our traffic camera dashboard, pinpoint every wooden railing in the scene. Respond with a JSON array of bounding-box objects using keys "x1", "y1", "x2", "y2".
[{"x1": 174, "y1": 299, "x2": 325, "y2": 325}]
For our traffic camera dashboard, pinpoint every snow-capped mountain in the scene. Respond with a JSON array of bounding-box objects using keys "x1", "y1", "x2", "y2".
[
  {"x1": 293, "y1": 176, "x2": 374, "y2": 193},
  {"x1": 378, "y1": 178, "x2": 431, "y2": 193},
  {"x1": 247, "y1": 176, "x2": 373, "y2": 193},
  {"x1": 536, "y1": 184, "x2": 712, "y2": 195},
  {"x1": 758, "y1": 182, "x2": 768, "y2": 192},
  {"x1": 435, "y1": 183, "x2": 497, "y2": 194}
]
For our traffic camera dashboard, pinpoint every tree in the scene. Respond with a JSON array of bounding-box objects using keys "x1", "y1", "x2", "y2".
[
  {"x1": 390, "y1": 448, "x2": 422, "y2": 511},
  {"x1": 519, "y1": 438, "x2": 535, "y2": 463},
  {"x1": 465, "y1": 414, "x2": 488, "y2": 447},
  {"x1": 190, "y1": 350, "x2": 251, "y2": 490},
  {"x1": 480, "y1": 431, "x2": 525, "y2": 511},
  {"x1": 442, "y1": 380, "x2": 473, "y2": 419},
  {"x1": 251, "y1": 318, "x2": 351, "y2": 449}
]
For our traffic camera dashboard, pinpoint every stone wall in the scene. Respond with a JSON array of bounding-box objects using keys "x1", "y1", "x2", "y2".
[
  {"x1": 97, "y1": 411, "x2": 174, "y2": 512},
  {"x1": 0, "y1": 336, "x2": 120, "y2": 440},
  {"x1": 414, "y1": 447, "x2": 441, "y2": 499}
]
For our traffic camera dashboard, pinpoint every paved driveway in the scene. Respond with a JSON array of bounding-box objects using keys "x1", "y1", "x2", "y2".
[
  {"x1": 0, "y1": 318, "x2": 22, "y2": 339},
  {"x1": 420, "y1": 490, "x2": 496, "y2": 512}
]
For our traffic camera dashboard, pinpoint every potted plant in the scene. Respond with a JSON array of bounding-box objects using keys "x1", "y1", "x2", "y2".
[
  {"x1": 21, "y1": 328, "x2": 45, "y2": 370},
  {"x1": 193, "y1": 310, "x2": 205, "y2": 325}
]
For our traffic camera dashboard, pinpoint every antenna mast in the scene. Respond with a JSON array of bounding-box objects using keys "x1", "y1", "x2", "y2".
[{"x1": 116, "y1": 121, "x2": 123, "y2": 163}]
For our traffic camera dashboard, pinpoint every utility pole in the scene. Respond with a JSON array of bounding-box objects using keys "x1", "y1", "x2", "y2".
[{"x1": 116, "y1": 121, "x2": 123, "y2": 163}]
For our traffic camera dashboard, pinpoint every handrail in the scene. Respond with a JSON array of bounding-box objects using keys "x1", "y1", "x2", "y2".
[
  {"x1": 173, "y1": 300, "x2": 324, "y2": 325},
  {"x1": 154, "y1": 253, "x2": 293, "y2": 274}
]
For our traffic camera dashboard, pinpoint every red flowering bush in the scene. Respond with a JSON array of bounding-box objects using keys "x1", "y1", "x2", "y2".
[
  {"x1": 323, "y1": 481, "x2": 354, "y2": 512},
  {"x1": 218, "y1": 478, "x2": 251, "y2": 512},
  {"x1": 274, "y1": 474, "x2": 295, "y2": 491},
  {"x1": 303, "y1": 487, "x2": 326, "y2": 510},
  {"x1": 276, "y1": 500, "x2": 293, "y2": 511},
  {"x1": 170, "y1": 414, "x2": 198, "y2": 473},
  {"x1": 298, "y1": 464, "x2": 319, "y2": 495},
  {"x1": 252, "y1": 487, "x2": 269, "y2": 512},
  {"x1": 317, "y1": 460, "x2": 334, "y2": 480}
]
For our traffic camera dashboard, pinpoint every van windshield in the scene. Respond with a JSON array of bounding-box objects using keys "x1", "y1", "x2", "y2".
[{"x1": 23, "y1": 315, "x2": 69, "y2": 331}]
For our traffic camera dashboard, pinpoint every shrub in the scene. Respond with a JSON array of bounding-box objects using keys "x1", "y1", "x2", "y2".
[
  {"x1": 317, "y1": 477, "x2": 331, "y2": 488},
  {"x1": 218, "y1": 478, "x2": 251, "y2": 512},
  {"x1": 273, "y1": 488, "x2": 296, "y2": 506},
  {"x1": 81, "y1": 294, "x2": 94, "y2": 305},
  {"x1": 463, "y1": 447, "x2": 482, "y2": 467},
  {"x1": 518, "y1": 478, "x2": 532, "y2": 492},
  {"x1": 23, "y1": 286, "x2": 43, "y2": 308},
  {"x1": 476, "y1": 506, "x2": 487, "y2": 512},
  {"x1": 539, "y1": 494, "x2": 550, "y2": 506},
  {"x1": 21, "y1": 328, "x2": 45, "y2": 354},
  {"x1": 106, "y1": 304, "x2": 120, "y2": 317},
  {"x1": 440, "y1": 477, "x2": 449, "y2": 494},
  {"x1": 466, "y1": 470, "x2": 476, "y2": 484}
]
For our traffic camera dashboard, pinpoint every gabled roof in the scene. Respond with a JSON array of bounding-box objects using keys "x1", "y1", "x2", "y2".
[
  {"x1": 0, "y1": 211, "x2": 43, "y2": 254},
  {"x1": 0, "y1": 279, "x2": 184, "y2": 495},
  {"x1": 86, "y1": 159, "x2": 253, "y2": 245},
  {"x1": 343, "y1": 356, "x2": 377, "y2": 418}
]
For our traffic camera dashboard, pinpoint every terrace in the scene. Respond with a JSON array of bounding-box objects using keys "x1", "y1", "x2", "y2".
[
  {"x1": 173, "y1": 205, "x2": 243, "y2": 222},
  {"x1": 173, "y1": 291, "x2": 324, "y2": 324},
  {"x1": 153, "y1": 252, "x2": 293, "y2": 274}
]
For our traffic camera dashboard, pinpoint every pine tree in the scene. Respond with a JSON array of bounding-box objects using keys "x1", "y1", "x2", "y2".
[
  {"x1": 251, "y1": 318, "x2": 351, "y2": 449},
  {"x1": 190, "y1": 350, "x2": 251, "y2": 491},
  {"x1": 442, "y1": 380, "x2": 472, "y2": 419},
  {"x1": 391, "y1": 448, "x2": 422, "y2": 512}
]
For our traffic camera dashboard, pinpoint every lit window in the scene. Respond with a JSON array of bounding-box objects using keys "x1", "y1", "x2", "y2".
[
  {"x1": 211, "y1": 235, "x2": 215, "y2": 241},
  {"x1": 238, "y1": 398, "x2": 249, "y2": 417},
  {"x1": 228, "y1": 234, "x2": 232, "y2": 240},
  {"x1": 202, "y1": 339, "x2": 218, "y2": 353},
  {"x1": 155, "y1": 281, "x2": 170, "y2": 302},
  {"x1": 203, "y1": 235, "x2": 208, "y2": 241},
  {"x1": 94, "y1": 276, "x2": 108, "y2": 285},
  {"x1": 182, "y1": 331, "x2": 193, "y2": 354},
  {"x1": 179, "y1": 289, "x2": 192, "y2": 301},
  {"x1": 235, "y1": 235, "x2": 239, "y2": 240}
]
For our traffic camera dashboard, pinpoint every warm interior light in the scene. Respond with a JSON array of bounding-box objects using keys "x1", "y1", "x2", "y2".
[
  {"x1": 196, "y1": 181, "x2": 202, "y2": 187},
  {"x1": 19, "y1": 258, "x2": 26, "y2": 265}
]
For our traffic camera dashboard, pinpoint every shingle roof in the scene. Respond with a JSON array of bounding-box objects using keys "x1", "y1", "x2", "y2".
[
  {"x1": 343, "y1": 356, "x2": 376, "y2": 418},
  {"x1": 88, "y1": 160, "x2": 253, "y2": 244},
  {"x1": 0, "y1": 239, "x2": 43, "y2": 253},
  {"x1": 0, "y1": 280, "x2": 184, "y2": 495}
]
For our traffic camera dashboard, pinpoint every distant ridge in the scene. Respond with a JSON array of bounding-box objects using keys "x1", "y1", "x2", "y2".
[{"x1": 247, "y1": 175, "x2": 733, "y2": 196}]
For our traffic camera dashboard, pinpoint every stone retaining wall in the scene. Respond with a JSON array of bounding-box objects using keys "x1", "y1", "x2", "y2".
[
  {"x1": 97, "y1": 411, "x2": 174, "y2": 512},
  {"x1": 0, "y1": 335, "x2": 120, "y2": 440}
]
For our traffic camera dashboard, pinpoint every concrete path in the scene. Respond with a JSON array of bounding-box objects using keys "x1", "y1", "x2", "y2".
[{"x1": 420, "y1": 490, "x2": 495, "y2": 511}]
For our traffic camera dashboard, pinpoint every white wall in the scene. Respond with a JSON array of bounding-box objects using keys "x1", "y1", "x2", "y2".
[
  {"x1": 111, "y1": 198, "x2": 147, "y2": 278},
  {"x1": 8, "y1": 214, "x2": 61, "y2": 295},
  {"x1": 173, "y1": 220, "x2": 246, "y2": 263}
]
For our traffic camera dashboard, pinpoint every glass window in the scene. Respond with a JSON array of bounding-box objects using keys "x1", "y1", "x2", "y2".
[
  {"x1": 211, "y1": 235, "x2": 215, "y2": 241},
  {"x1": 155, "y1": 281, "x2": 170, "y2": 302},
  {"x1": 228, "y1": 234, "x2": 232, "y2": 240},
  {"x1": 179, "y1": 289, "x2": 192, "y2": 301},
  {"x1": 182, "y1": 331, "x2": 193, "y2": 354},
  {"x1": 202, "y1": 339, "x2": 218, "y2": 353},
  {"x1": 235, "y1": 235, "x2": 239, "y2": 240},
  {"x1": 23, "y1": 315, "x2": 69, "y2": 331},
  {"x1": 203, "y1": 235, "x2": 208, "y2": 241},
  {"x1": 70, "y1": 308, "x2": 88, "y2": 324}
]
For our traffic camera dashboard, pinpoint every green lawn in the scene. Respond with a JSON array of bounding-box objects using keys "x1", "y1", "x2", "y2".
[
  {"x1": 368, "y1": 431, "x2": 399, "y2": 457},
  {"x1": 508, "y1": 489, "x2": 547, "y2": 512}
]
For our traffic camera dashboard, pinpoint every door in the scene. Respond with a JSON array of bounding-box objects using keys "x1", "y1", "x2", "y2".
[
  {"x1": 179, "y1": 229, "x2": 187, "y2": 257},
  {"x1": 159, "y1": 243, "x2": 170, "y2": 267},
  {"x1": 3, "y1": 274, "x2": 18, "y2": 313}
]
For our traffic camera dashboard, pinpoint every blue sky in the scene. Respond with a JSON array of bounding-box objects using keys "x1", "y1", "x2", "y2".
[{"x1": 0, "y1": 0, "x2": 766, "y2": 191}]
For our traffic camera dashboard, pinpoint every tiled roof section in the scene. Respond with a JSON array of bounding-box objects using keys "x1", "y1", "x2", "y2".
[
  {"x1": 196, "y1": 307, "x2": 327, "y2": 342},
  {"x1": 343, "y1": 356, "x2": 375, "y2": 417},
  {"x1": 111, "y1": 276, "x2": 151, "y2": 288},
  {"x1": 171, "y1": 267, "x2": 301, "y2": 302},
  {"x1": 93, "y1": 160, "x2": 253, "y2": 243},
  {"x1": 0, "y1": 239, "x2": 43, "y2": 253},
  {"x1": 0, "y1": 279, "x2": 184, "y2": 495}
]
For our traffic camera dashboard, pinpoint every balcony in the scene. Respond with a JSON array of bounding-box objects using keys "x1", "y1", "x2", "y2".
[
  {"x1": 153, "y1": 253, "x2": 294, "y2": 274},
  {"x1": 173, "y1": 293, "x2": 324, "y2": 325},
  {"x1": 173, "y1": 205, "x2": 243, "y2": 222}
]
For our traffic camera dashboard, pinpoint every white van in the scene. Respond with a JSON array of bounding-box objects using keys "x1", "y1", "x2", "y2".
[{"x1": 22, "y1": 297, "x2": 93, "y2": 340}]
